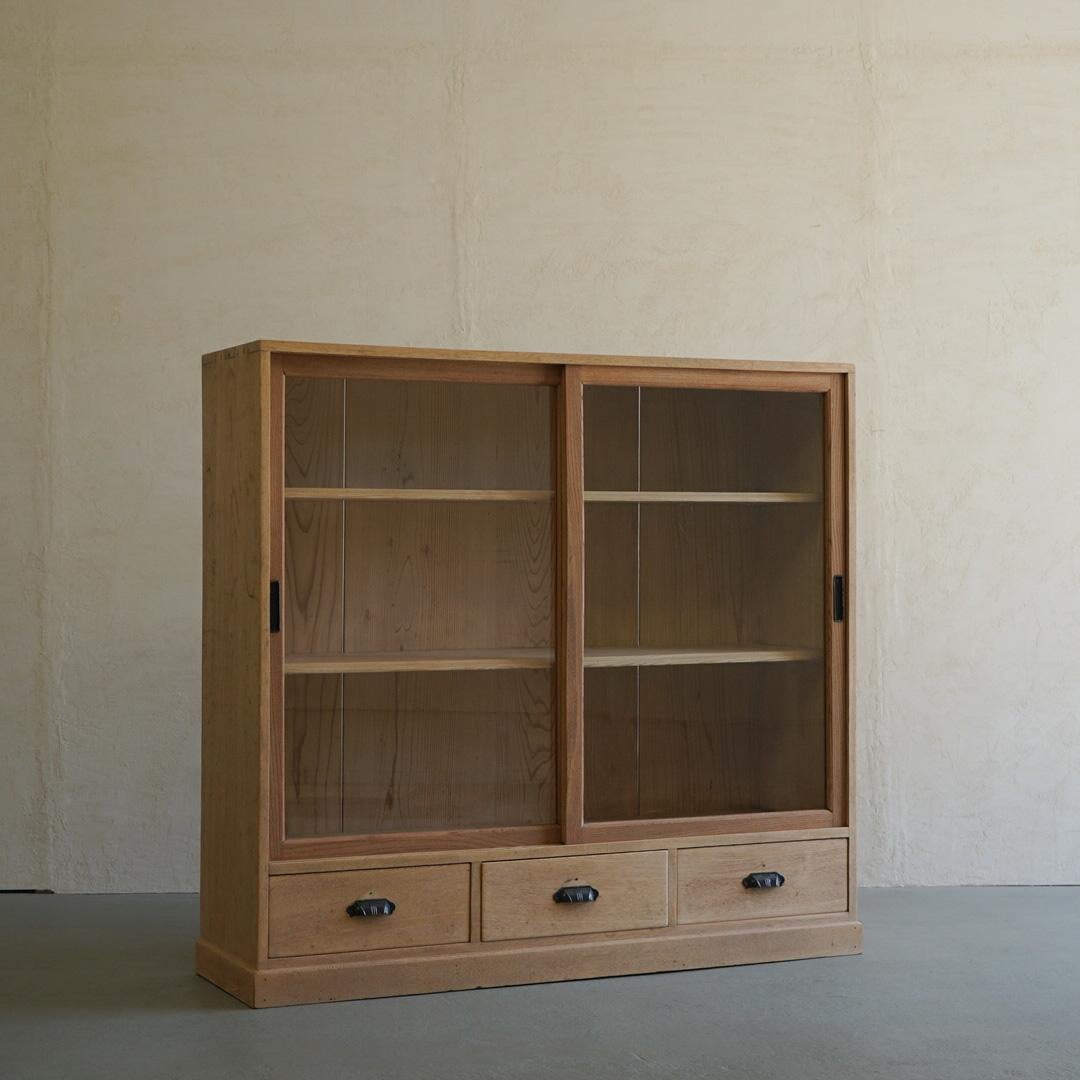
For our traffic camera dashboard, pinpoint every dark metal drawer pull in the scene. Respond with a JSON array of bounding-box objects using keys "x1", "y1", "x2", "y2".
[
  {"x1": 553, "y1": 885, "x2": 600, "y2": 904},
  {"x1": 742, "y1": 871, "x2": 785, "y2": 889},
  {"x1": 346, "y1": 897, "x2": 396, "y2": 918}
]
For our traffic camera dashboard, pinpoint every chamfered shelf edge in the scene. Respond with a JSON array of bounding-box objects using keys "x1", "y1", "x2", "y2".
[
  {"x1": 285, "y1": 487, "x2": 553, "y2": 502},
  {"x1": 583, "y1": 646, "x2": 821, "y2": 668},
  {"x1": 283, "y1": 646, "x2": 822, "y2": 675},
  {"x1": 283, "y1": 488, "x2": 819, "y2": 504},
  {"x1": 585, "y1": 491, "x2": 819, "y2": 503},
  {"x1": 284, "y1": 649, "x2": 554, "y2": 674}
]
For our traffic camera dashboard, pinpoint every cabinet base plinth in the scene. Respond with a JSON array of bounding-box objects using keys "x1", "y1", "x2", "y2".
[{"x1": 197, "y1": 919, "x2": 863, "y2": 1009}]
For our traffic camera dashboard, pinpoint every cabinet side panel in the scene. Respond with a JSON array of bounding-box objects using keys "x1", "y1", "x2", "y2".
[{"x1": 201, "y1": 346, "x2": 269, "y2": 964}]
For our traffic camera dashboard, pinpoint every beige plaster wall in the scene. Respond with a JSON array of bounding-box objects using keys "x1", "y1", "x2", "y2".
[
  {"x1": 2, "y1": 1, "x2": 1077, "y2": 890},
  {"x1": 1, "y1": 1, "x2": 50, "y2": 888}
]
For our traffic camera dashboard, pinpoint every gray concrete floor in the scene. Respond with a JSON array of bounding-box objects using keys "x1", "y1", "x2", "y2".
[{"x1": 1, "y1": 888, "x2": 1077, "y2": 1080}]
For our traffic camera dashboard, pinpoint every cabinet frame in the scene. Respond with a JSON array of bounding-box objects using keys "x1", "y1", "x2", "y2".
[
  {"x1": 200, "y1": 340, "x2": 858, "y2": 1007},
  {"x1": 562, "y1": 364, "x2": 850, "y2": 844},
  {"x1": 269, "y1": 352, "x2": 563, "y2": 861},
  {"x1": 267, "y1": 354, "x2": 850, "y2": 859}
]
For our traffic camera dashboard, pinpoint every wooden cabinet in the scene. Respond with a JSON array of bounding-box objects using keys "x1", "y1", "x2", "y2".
[{"x1": 198, "y1": 341, "x2": 860, "y2": 1007}]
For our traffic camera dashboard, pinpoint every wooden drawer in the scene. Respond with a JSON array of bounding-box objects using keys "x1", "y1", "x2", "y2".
[
  {"x1": 678, "y1": 839, "x2": 848, "y2": 925},
  {"x1": 268, "y1": 864, "x2": 470, "y2": 958},
  {"x1": 481, "y1": 851, "x2": 668, "y2": 942}
]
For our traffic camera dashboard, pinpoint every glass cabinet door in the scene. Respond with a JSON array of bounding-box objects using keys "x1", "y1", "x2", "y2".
[
  {"x1": 280, "y1": 373, "x2": 556, "y2": 843},
  {"x1": 581, "y1": 382, "x2": 829, "y2": 824}
]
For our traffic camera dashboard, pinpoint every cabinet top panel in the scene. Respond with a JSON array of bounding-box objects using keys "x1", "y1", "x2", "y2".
[{"x1": 203, "y1": 340, "x2": 853, "y2": 375}]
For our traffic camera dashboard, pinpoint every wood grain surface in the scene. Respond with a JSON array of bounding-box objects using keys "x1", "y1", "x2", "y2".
[
  {"x1": 200, "y1": 344, "x2": 269, "y2": 965},
  {"x1": 480, "y1": 850, "x2": 668, "y2": 941},
  {"x1": 284, "y1": 377, "x2": 343, "y2": 488},
  {"x1": 678, "y1": 839, "x2": 847, "y2": 924},
  {"x1": 342, "y1": 501, "x2": 552, "y2": 653},
  {"x1": 340, "y1": 669, "x2": 556, "y2": 834},
  {"x1": 344, "y1": 379, "x2": 552, "y2": 490},
  {"x1": 283, "y1": 674, "x2": 342, "y2": 838},
  {"x1": 268, "y1": 863, "x2": 470, "y2": 957},
  {"x1": 260, "y1": 339, "x2": 851, "y2": 374}
]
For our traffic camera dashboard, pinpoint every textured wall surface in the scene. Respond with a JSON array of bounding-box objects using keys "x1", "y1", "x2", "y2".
[
  {"x1": 1, "y1": 1, "x2": 50, "y2": 888},
  {"x1": 2, "y1": 0, "x2": 1078, "y2": 891},
  {"x1": 861, "y1": 2, "x2": 1080, "y2": 883}
]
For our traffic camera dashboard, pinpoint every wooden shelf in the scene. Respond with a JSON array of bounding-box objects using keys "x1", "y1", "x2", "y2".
[
  {"x1": 583, "y1": 647, "x2": 822, "y2": 668},
  {"x1": 286, "y1": 489, "x2": 815, "y2": 503},
  {"x1": 287, "y1": 489, "x2": 815, "y2": 504},
  {"x1": 585, "y1": 491, "x2": 818, "y2": 503},
  {"x1": 284, "y1": 646, "x2": 820, "y2": 675},
  {"x1": 285, "y1": 649, "x2": 555, "y2": 674},
  {"x1": 285, "y1": 487, "x2": 553, "y2": 502}
]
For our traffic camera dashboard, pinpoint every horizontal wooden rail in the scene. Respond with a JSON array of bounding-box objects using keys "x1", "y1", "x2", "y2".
[{"x1": 283, "y1": 646, "x2": 821, "y2": 675}]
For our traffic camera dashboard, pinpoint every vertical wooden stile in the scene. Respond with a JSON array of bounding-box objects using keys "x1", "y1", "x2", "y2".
[
  {"x1": 844, "y1": 369, "x2": 857, "y2": 917},
  {"x1": 823, "y1": 374, "x2": 848, "y2": 830},
  {"x1": 268, "y1": 356, "x2": 286, "y2": 867},
  {"x1": 559, "y1": 367, "x2": 585, "y2": 842}
]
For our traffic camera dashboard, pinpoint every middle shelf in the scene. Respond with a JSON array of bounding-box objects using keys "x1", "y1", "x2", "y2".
[
  {"x1": 284, "y1": 488, "x2": 818, "y2": 504},
  {"x1": 283, "y1": 646, "x2": 822, "y2": 675}
]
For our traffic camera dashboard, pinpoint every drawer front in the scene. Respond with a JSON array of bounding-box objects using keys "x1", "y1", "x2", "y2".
[
  {"x1": 678, "y1": 839, "x2": 848, "y2": 925},
  {"x1": 482, "y1": 851, "x2": 668, "y2": 942},
  {"x1": 269, "y1": 864, "x2": 470, "y2": 958}
]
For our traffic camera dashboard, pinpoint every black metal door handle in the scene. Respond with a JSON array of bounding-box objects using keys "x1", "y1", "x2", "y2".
[
  {"x1": 742, "y1": 871, "x2": 785, "y2": 889},
  {"x1": 553, "y1": 885, "x2": 600, "y2": 904},
  {"x1": 346, "y1": 897, "x2": 396, "y2": 917},
  {"x1": 269, "y1": 580, "x2": 281, "y2": 633}
]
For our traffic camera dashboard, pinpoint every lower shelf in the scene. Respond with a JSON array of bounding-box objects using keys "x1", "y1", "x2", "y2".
[{"x1": 584, "y1": 646, "x2": 821, "y2": 668}]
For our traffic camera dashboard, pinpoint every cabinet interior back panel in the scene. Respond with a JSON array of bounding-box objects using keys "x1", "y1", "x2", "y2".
[
  {"x1": 342, "y1": 502, "x2": 552, "y2": 652},
  {"x1": 285, "y1": 501, "x2": 344, "y2": 655},
  {"x1": 285, "y1": 377, "x2": 344, "y2": 487},
  {"x1": 284, "y1": 670, "x2": 558, "y2": 838},
  {"x1": 584, "y1": 503, "x2": 638, "y2": 649},
  {"x1": 584, "y1": 503, "x2": 823, "y2": 650},
  {"x1": 584, "y1": 661, "x2": 826, "y2": 822},
  {"x1": 344, "y1": 380, "x2": 553, "y2": 490},
  {"x1": 639, "y1": 503, "x2": 823, "y2": 649},
  {"x1": 584, "y1": 385, "x2": 823, "y2": 493},
  {"x1": 341, "y1": 669, "x2": 555, "y2": 833},
  {"x1": 583, "y1": 668, "x2": 640, "y2": 822},
  {"x1": 284, "y1": 674, "x2": 343, "y2": 838},
  {"x1": 584, "y1": 385, "x2": 639, "y2": 491},
  {"x1": 640, "y1": 388, "x2": 823, "y2": 493}
]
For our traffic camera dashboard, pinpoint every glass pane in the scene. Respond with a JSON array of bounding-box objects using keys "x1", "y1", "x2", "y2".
[
  {"x1": 342, "y1": 670, "x2": 555, "y2": 833},
  {"x1": 345, "y1": 380, "x2": 551, "y2": 490},
  {"x1": 583, "y1": 385, "x2": 826, "y2": 822},
  {"x1": 285, "y1": 377, "x2": 344, "y2": 488},
  {"x1": 284, "y1": 669, "x2": 556, "y2": 838},
  {"x1": 284, "y1": 674, "x2": 343, "y2": 838},
  {"x1": 342, "y1": 501, "x2": 552, "y2": 652},
  {"x1": 282, "y1": 375, "x2": 555, "y2": 841}
]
